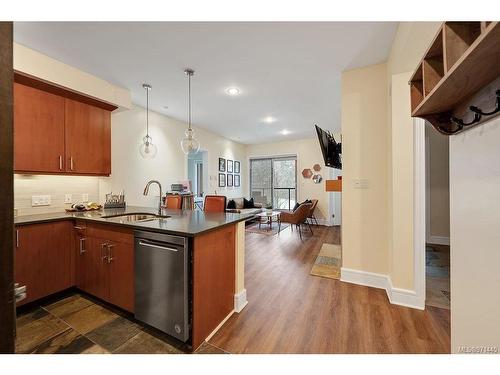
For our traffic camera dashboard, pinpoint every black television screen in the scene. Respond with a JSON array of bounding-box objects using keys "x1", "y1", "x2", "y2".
[{"x1": 315, "y1": 125, "x2": 341, "y2": 169}]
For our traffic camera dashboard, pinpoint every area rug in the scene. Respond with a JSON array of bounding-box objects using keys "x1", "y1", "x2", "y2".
[
  {"x1": 245, "y1": 221, "x2": 289, "y2": 235},
  {"x1": 310, "y1": 243, "x2": 342, "y2": 280}
]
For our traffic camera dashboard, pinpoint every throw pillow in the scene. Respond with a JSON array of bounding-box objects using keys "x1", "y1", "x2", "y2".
[
  {"x1": 243, "y1": 197, "x2": 255, "y2": 208},
  {"x1": 293, "y1": 199, "x2": 312, "y2": 212},
  {"x1": 227, "y1": 199, "x2": 236, "y2": 209}
]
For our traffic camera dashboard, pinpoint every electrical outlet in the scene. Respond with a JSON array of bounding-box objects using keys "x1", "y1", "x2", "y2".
[
  {"x1": 64, "y1": 194, "x2": 72, "y2": 204},
  {"x1": 82, "y1": 193, "x2": 89, "y2": 203},
  {"x1": 31, "y1": 195, "x2": 51, "y2": 207}
]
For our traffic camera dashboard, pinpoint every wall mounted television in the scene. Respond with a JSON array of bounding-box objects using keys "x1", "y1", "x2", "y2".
[{"x1": 315, "y1": 125, "x2": 341, "y2": 170}]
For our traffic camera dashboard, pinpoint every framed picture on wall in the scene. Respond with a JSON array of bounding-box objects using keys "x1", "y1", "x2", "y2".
[
  {"x1": 218, "y1": 173, "x2": 226, "y2": 187},
  {"x1": 234, "y1": 161, "x2": 240, "y2": 174},
  {"x1": 227, "y1": 160, "x2": 233, "y2": 173},
  {"x1": 219, "y1": 158, "x2": 226, "y2": 172},
  {"x1": 234, "y1": 174, "x2": 240, "y2": 187},
  {"x1": 227, "y1": 174, "x2": 233, "y2": 187}
]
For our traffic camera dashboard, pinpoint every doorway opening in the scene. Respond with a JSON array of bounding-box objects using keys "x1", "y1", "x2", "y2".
[
  {"x1": 187, "y1": 151, "x2": 208, "y2": 209},
  {"x1": 424, "y1": 123, "x2": 450, "y2": 310}
]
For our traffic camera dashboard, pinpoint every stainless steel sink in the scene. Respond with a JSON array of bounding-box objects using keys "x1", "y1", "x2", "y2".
[{"x1": 101, "y1": 213, "x2": 170, "y2": 223}]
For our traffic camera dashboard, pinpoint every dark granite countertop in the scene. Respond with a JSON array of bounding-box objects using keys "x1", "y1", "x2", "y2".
[{"x1": 14, "y1": 206, "x2": 253, "y2": 237}]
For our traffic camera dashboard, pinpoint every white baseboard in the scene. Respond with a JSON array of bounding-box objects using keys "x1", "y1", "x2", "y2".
[
  {"x1": 340, "y1": 267, "x2": 390, "y2": 290},
  {"x1": 340, "y1": 267, "x2": 424, "y2": 310},
  {"x1": 308, "y1": 218, "x2": 336, "y2": 226},
  {"x1": 234, "y1": 289, "x2": 248, "y2": 313},
  {"x1": 428, "y1": 236, "x2": 450, "y2": 246}
]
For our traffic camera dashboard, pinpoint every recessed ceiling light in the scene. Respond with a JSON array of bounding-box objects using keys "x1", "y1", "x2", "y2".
[
  {"x1": 226, "y1": 87, "x2": 240, "y2": 96},
  {"x1": 281, "y1": 129, "x2": 290, "y2": 135},
  {"x1": 263, "y1": 116, "x2": 276, "y2": 124},
  {"x1": 163, "y1": 105, "x2": 168, "y2": 110}
]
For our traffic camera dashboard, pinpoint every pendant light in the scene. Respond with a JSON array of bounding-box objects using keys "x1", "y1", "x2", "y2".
[
  {"x1": 139, "y1": 83, "x2": 158, "y2": 159},
  {"x1": 180, "y1": 68, "x2": 200, "y2": 155}
]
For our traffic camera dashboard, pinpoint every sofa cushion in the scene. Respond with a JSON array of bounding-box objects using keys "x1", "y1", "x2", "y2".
[
  {"x1": 243, "y1": 197, "x2": 256, "y2": 208},
  {"x1": 234, "y1": 198, "x2": 244, "y2": 209},
  {"x1": 227, "y1": 199, "x2": 236, "y2": 209}
]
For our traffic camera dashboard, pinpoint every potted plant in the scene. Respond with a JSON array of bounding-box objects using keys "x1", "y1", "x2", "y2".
[{"x1": 265, "y1": 203, "x2": 273, "y2": 214}]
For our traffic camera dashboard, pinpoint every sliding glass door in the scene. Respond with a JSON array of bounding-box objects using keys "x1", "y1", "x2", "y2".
[{"x1": 250, "y1": 156, "x2": 297, "y2": 210}]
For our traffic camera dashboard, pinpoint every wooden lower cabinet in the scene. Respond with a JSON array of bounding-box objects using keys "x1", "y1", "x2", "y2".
[
  {"x1": 75, "y1": 223, "x2": 134, "y2": 312},
  {"x1": 15, "y1": 221, "x2": 72, "y2": 306}
]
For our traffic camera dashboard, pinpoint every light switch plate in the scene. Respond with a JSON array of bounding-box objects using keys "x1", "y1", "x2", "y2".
[
  {"x1": 353, "y1": 179, "x2": 369, "y2": 189},
  {"x1": 31, "y1": 195, "x2": 51, "y2": 206},
  {"x1": 64, "y1": 194, "x2": 72, "y2": 204},
  {"x1": 82, "y1": 193, "x2": 89, "y2": 203}
]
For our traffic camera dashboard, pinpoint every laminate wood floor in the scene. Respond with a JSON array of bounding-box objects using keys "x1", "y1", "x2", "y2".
[{"x1": 209, "y1": 225, "x2": 450, "y2": 353}]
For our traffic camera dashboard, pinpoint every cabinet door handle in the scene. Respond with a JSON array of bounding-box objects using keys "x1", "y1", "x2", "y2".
[
  {"x1": 107, "y1": 243, "x2": 115, "y2": 263},
  {"x1": 16, "y1": 229, "x2": 19, "y2": 248},
  {"x1": 59, "y1": 155, "x2": 63, "y2": 170},
  {"x1": 100, "y1": 242, "x2": 108, "y2": 262},
  {"x1": 79, "y1": 237, "x2": 86, "y2": 255},
  {"x1": 70, "y1": 157, "x2": 74, "y2": 171}
]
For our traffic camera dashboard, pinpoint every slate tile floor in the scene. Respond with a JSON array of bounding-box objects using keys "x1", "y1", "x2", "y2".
[
  {"x1": 15, "y1": 293, "x2": 227, "y2": 354},
  {"x1": 426, "y1": 244, "x2": 450, "y2": 310}
]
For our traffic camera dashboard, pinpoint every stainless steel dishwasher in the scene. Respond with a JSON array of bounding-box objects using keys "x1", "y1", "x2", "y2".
[{"x1": 134, "y1": 230, "x2": 189, "y2": 342}]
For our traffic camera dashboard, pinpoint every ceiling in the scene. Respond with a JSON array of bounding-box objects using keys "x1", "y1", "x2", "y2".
[{"x1": 13, "y1": 22, "x2": 397, "y2": 144}]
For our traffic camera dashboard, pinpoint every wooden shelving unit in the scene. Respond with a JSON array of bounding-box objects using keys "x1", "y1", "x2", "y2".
[{"x1": 409, "y1": 21, "x2": 500, "y2": 135}]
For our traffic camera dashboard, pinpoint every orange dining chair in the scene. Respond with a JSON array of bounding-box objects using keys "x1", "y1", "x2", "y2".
[
  {"x1": 165, "y1": 195, "x2": 183, "y2": 209},
  {"x1": 204, "y1": 195, "x2": 227, "y2": 213}
]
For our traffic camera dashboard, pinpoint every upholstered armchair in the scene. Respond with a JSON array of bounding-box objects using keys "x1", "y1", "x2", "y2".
[
  {"x1": 280, "y1": 203, "x2": 313, "y2": 240},
  {"x1": 308, "y1": 199, "x2": 319, "y2": 225},
  {"x1": 204, "y1": 195, "x2": 227, "y2": 213}
]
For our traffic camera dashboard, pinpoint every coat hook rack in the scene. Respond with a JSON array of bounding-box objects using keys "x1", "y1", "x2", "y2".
[
  {"x1": 470, "y1": 90, "x2": 500, "y2": 116},
  {"x1": 450, "y1": 112, "x2": 481, "y2": 127}
]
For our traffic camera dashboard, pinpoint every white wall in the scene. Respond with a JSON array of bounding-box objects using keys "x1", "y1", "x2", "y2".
[
  {"x1": 426, "y1": 124, "x2": 450, "y2": 242},
  {"x1": 450, "y1": 116, "x2": 500, "y2": 353},
  {"x1": 14, "y1": 43, "x2": 131, "y2": 110},
  {"x1": 99, "y1": 105, "x2": 247, "y2": 208},
  {"x1": 341, "y1": 63, "x2": 389, "y2": 275},
  {"x1": 246, "y1": 137, "x2": 338, "y2": 225}
]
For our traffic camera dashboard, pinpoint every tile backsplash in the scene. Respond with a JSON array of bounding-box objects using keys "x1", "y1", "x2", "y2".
[{"x1": 14, "y1": 174, "x2": 100, "y2": 216}]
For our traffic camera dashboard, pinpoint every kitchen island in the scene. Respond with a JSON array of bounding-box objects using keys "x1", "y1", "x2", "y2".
[{"x1": 14, "y1": 206, "x2": 251, "y2": 350}]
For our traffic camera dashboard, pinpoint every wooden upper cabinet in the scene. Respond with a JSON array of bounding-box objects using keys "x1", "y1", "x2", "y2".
[
  {"x1": 13, "y1": 73, "x2": 115, "y2": 176},
  {"x1": 65, "y1": 99, "x2": 111, "y2": 175},
  {"x1": 14, "y1": 83, "x2": 65, "y2": 173}
]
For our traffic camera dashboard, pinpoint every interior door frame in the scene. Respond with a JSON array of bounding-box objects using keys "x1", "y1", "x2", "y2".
[
  {"x1": 0, "y1": 21, "x2": 15, "y2": 353},
  {"x1": 414, "y1": 117, "x2": 427, "y2": 309}
]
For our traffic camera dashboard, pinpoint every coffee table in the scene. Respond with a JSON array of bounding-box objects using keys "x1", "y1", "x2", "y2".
[{"x1": 256, "y1": 211, "x2": 281, "y2": 232}]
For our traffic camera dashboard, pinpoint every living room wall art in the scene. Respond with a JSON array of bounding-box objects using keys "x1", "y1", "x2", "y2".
[
  {"x1": 234, "y1": 174, "x2": 240, "y2": 187},
  {"x1": 227, "y1": 174, "x2": 234, "y2": 187},
  {"x1": 227, "y1": 160, "x2": 233, "y2": 173},
  {"x1": 302, "y1": 168, "x2": 313, "y2": 179},
  {"x1": 234, "y1": 161, "x2": 240, "y2": 174},
  {"x1": 219, "y1": 158, "x2": 225, "y2": 172},
  {"x1": 218, "y1": 173, "x2": 226, "y2": 187}
]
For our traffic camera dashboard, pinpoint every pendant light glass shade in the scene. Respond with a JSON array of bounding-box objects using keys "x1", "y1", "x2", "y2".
[
  {"x1": 140, "y1": 83, "x2": 157, "y2": 159},
  {"x1": 181, "y1": 69, "x2": 200, "y2": 155},
  {"x1": 139, "y1": 135, "x2": 158, "y2": 158},
  {"x1": 180, "y1": 128, "x2": 200, "y2": 154}
]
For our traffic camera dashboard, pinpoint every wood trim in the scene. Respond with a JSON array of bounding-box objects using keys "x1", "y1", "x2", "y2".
[
  {"x1": 325, "y1": 179, "x2": 342, "y2": 192},
  {"x1": 0, "y1": 21, "x2": 14, "y2": 354},
  {"x1": 14, "y1": 71, "x2": 118, "y2": 112},
  {"x1": 192, "y1": 224, "x2": 236, "y2": 350}
]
